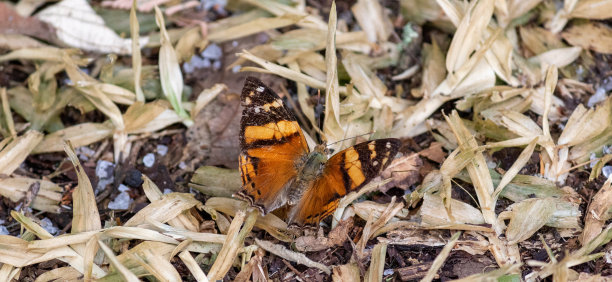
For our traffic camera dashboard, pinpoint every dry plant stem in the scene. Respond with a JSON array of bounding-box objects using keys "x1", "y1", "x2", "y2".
[
  {"x1": 207, "y1": 209, "x2": 258, "y2": 280},
  {"x1": 255, "y1": 239, "x2": 331, "y2": 274},
  {"x1": 365, "y1": 243, "x2": 387, "y2": 282},
  {"x1": 421, "y1": 231, "x2": 461, "y2": 282}
]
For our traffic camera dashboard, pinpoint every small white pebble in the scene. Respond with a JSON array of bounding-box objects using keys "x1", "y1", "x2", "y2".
[
  {"x1": 603, "y1": 166, "x2": 612, "y2": 178},
  {"x1": 606, "y1": 248, "x2": 612, "y2": 264},
  {"x1": 179, "y1": 162, "x2": 187, "y2": 170},
  {"x1": 40, "y1": 217, "x2": 59, "y2": 236},
  {"x1": 232, "y1": 65, "x2": 241, "y2": 73},
  {"x1": 108, "y1": 190, "x2": 133, "y2": 210},
  {"x1": 604, "y1": 145, "x2": 612, "y2": 155},
  {"x1": 156, "y1": 145, "x2": 168, "y2": 156},
  {"x1": 587, "y1": 87, "x2": 608, "y2": 107},
  {"x1": 232, "y1": 41, "x2": 238, "y2": 47},
  {"x1": 143, "y1": 153, "x2": 155, "y2": 168},
  {"x1": 383, "y1": 269, "x2": 394, "y2": 276},
  {"x1": 202, "y1": 43, "x2": 222, "y2": 60},
  {"x1": 163, "y1": 188, "x2": 173, "y2": 194}
]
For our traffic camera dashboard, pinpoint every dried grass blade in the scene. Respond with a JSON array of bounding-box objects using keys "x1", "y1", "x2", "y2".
[
  {"x1": 33, "y1": 123, "x2": 113, "y2": 154},
  {"x1": 208, "y1": 210, "x2": 258, "y2": 280},
  {"x1": 130, "y1": 0, "x2": 144, "y2": 102},
  {"x1": 154, "y1": 6, "x2": 192, "y2": 126},
  {"x1": 0, "y1": 130, "x2": 43, "y2": 174},
  {"x1": 323, "y1": 1, "x2": 343, "y2": 144},
  {"x1": 124, "y1": 192, "x2": 202, "y2": 227},
  {"x1": 98, "y1": 240, "x2": 140, "y2": 282},
  {"x1": 421, "y1": 232, "x2": 461, "y2": 282},
  {"x1": 178, "y1": 251, "x2": 209, "y2": 281},
  {"x1": 492, "y1": 136, "x2": 538, "y2": 200},
  {"x1": 64, "y1": 141, "x2": 101, "y2": 233},
  {"x1": 208, "y1": 14, "x2": 304, "y2": 42},
  {"x1": 191, "y1": 84, "x2": 226, "y2": 118},
  {"x1": 256, "y1": 238, "x2": 331, "y2": 274}
]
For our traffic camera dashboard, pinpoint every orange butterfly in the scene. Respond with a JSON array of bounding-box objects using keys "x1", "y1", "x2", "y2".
[{"x1": 235, "y1": 77, "x2": 400, "y2": 227}]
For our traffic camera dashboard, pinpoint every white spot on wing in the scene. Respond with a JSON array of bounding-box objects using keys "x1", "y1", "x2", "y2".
[
  {"x1": 254, "y1": 107, "x2": 261, "y2": 113},
  {"x1": 256, "y1": 86, "x2": 265, "y2": 92},
  {"x1": 386, "y1": 142, "x2": 392, "y2": 148},
  {"x1": 373, "y1": 161, "x2": 379, "y2": 166}
]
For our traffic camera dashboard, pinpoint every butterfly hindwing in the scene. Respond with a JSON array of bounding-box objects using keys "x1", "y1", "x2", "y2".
[
  {"x1": 288, "y1": 138, "x2": 401, "y2": 226},
  {"x1": 235, "y1": 77, "x2": 310, "y2": 215}
]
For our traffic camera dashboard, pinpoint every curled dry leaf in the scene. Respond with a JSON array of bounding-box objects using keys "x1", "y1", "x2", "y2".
[{"x1": 294, "y1": 218, "x2": 353, "y2": 252}]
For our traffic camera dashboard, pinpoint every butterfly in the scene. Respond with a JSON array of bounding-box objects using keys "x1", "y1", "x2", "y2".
[{"x1": 235, "y1": 77, "x2": 400, "y2": 227}]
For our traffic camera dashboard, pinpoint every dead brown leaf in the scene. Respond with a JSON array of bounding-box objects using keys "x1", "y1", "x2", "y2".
[
  {"x1": 419, "y1": 142, "x2": 447, "y2": 163},
  {"x1": 379, "y1": 153, "x2": 423, "y2": 192},
  {"x1": 0, "y1": 2, "x2": 56, "y2": 43}
]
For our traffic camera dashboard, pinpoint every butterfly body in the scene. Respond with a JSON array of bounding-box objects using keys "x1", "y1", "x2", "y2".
[{"x1": 236, "y1": 77, "x2": 400, "y2": 227}]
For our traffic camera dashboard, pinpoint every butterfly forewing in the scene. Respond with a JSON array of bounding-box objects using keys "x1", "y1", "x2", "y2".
[
  {"x1": 236, "y1": 77, "x2": 310, "y2": 215},
  {"x1": 287, "y1": 138, "x2": 401, "y2": 227}
]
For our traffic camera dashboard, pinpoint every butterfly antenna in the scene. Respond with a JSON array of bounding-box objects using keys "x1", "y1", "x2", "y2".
[{"x1": 326, "y1": 131, "x2": 375, "y2": 148}]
